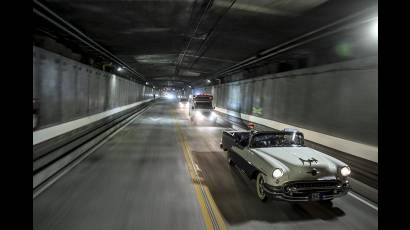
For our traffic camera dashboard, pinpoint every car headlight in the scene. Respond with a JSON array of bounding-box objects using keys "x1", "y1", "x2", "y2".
[
  {"x1": 272, "y1": 168, "x2": 284, "y2": 178},
  {"x1": 340, "y1": 166, "x2": 351, "y2": 177}
]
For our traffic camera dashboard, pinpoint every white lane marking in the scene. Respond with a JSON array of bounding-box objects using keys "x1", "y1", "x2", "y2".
[
  {"x1": 348, "y1": 192, "x2": 378, "y2": 211},
  {"x1": 215, "y1": 107, "x2": 378, "y2": 163},
  {"x1": 33, "y1": 99, "x2": 153, "y2": 145},
  {"x1": 194, "y1": 163, "x2": 201, "y2": 172}
]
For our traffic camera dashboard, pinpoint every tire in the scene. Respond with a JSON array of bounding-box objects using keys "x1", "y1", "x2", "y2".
[
  {"x1": 256, "y1": 173, "x2": 268, "y2": 202},
  {"x1": 227, "y1": 151, "x2": 235, "y2": 167},
  {"x1": 319, "y1": 199, "x2": 333, "y2": 206}
]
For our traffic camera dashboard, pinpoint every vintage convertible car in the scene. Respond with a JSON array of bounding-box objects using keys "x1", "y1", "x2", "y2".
[{"x1": 220, "y1": 129, "x2": 351, "y2": 202}]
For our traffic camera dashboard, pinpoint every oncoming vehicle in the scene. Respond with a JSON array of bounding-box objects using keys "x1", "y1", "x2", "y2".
[
  {"x1": 189, "y1": 94, "x2": 217, "y2": 124},
  {"x1": 220, "y1": 128, "x2": 351, "y2": 203}
]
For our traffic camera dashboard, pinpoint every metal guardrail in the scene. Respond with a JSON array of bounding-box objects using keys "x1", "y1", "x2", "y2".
[{"x1": 33, "y1": 100, "x2": 153, "y2": 197}]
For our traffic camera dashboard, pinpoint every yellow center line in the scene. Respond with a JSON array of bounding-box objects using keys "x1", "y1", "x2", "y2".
[{"x1": 173, "y1": 108, "x2": 226, "y2": 230}]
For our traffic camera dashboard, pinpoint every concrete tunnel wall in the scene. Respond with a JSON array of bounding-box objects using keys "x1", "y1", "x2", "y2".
[
  {"x1": 33, "y1": 46, "x2": 156, "y2": 130},
  {"x1": 197, "y1": 56, "x2": 378, "y2": 149}
]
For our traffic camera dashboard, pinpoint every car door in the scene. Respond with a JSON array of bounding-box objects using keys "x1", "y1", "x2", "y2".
[
  {"x1": 245, "y1": 136, "x2": 269, "y2": 176},
  {"x1": 233, "y1": 135, "x2": 258, "y2": 176}
]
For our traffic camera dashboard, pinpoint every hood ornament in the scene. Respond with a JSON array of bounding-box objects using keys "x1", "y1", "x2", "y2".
[
  {"x1": 299, "y1": 157, "x2": 318, "y2": 166},
  {"x1": 306, "y1": 168, "x2": 319, "y2": 176}
]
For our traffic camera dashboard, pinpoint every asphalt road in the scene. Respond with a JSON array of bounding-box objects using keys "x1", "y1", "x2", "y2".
[{"x1": 34, "y1": 99, "x2": 378, "y2": 230}]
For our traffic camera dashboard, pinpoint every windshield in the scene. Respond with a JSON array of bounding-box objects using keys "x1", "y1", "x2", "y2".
[
  {"x1": 250, "y1": 132, "x2": 304, "y2": 148},
  {"x1": 195, "y1": 102, "x2": 213, "y2": 109}
]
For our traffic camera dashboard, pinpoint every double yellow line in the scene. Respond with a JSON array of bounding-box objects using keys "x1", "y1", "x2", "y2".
[{"x1": 173, "y1": 110, "x2": 226, "y2": 230}]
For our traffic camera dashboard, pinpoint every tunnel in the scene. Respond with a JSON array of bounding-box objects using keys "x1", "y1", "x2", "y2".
[{"x1": 33, "y1": 0, "x2": 378, "y2": 229}]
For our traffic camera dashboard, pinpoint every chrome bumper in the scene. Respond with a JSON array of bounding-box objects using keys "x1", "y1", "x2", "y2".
[{"x1": 262, "y1": 180, "x2": 350, "y2": 202}]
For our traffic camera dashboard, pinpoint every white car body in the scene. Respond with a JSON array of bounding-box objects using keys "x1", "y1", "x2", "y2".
[{"x1": 223, "y1": 130, "x2": 351, "y2": 201}]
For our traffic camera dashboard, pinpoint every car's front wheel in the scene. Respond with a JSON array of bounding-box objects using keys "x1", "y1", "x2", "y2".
[
  {"x1": 319, "y1": 199, "x2": 333, "y2": 206},
  {"x1": 227, "y1": 151, "x2": 235, "y2": 167},
  {"x1": 256, "y1": 173, "x2": 268, "y2": 202}
]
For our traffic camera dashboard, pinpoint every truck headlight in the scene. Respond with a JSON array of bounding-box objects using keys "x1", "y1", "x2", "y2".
[
  {"x1": 195, "y1": 111, "x2": 204, "y2": 120},
  {"x1": 272, "y1": 169, "x2": 284, "y2": 178},
  {"x1": 340, "y1": 166, "x2": 351, "y2": 177}
]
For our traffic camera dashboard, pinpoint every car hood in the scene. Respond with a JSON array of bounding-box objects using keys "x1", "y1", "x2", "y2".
[{"x1": 252, "y1": 147, "x2": 345, "y2": 180}]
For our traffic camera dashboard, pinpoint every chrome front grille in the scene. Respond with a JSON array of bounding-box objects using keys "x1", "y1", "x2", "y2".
[
  {"x1": 263, "y1": 180, "x2": 349, "y2": 201},
  {"x1": 284, "y1": 180, "x2": 340, "y2": 191}
]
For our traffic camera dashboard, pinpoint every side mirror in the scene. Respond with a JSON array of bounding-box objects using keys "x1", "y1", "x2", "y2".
[
  {"x1": 213, "y1": 106, "x2": 215, "y2": 109},
  {"x1": 191, "y1": 106, "x2": 194, "y2": 110},
  {"x1": 247, "y1": 123, "x2": 255, "y2": 129}
]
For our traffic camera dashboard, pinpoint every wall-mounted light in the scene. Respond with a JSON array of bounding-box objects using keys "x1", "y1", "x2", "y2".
[
  {"x1": 368, "y1": 17, "x2": 379, "y2": 40},
  {"x1": 117, "y1": 67, "x2": 124, "y2": 72},
  {"x1": 371, "y1": 19, "x2": 378, "y2": 40}
]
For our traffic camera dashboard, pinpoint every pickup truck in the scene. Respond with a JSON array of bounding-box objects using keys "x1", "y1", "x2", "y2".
[{"x1": 220, "y1": 129, "x2": 351, "y2": 202}]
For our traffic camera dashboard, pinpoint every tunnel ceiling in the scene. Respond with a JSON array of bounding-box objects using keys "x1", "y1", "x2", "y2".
[{"x1": 36, "y1": 0, "x2": 377, "y2": 87}]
